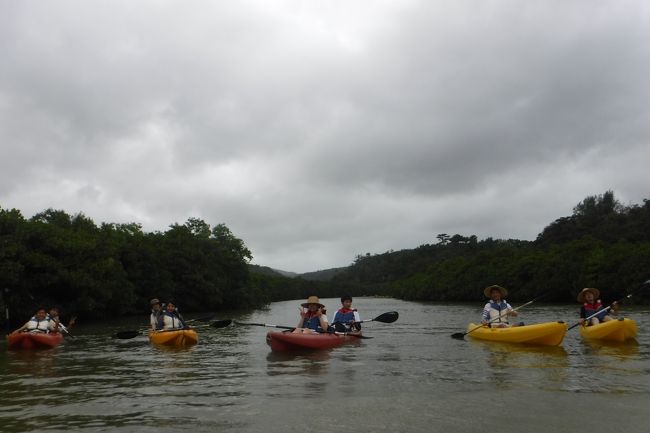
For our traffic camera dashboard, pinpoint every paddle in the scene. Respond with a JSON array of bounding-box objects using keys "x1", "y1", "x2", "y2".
[
  {"x1": 233, "y1": 321, "x2": 373, "y2": 339},
  {"x1": 567, "y1": 279, "x2": 650, "y2": 331},
  {"x1": 210, "y1": 319, "x2": 232, "y2": 328},
  {"x1": 57, "y1": 322, "x2": 75, "y2": 339},
  {"x1": 233, "y1": 321, "x2": 295, "y2": 331},
  {"x1": 451, "y1": 294, "x2": 547, "y2": 340},
  {"x1": 357, "y1": 311, "x2": 399, "y2": 324},
  {"x1": 114, "y1": 319, "x2": 231, "y2": 339},
  {"x1": 114, "y1": 330, "x2": 142, "y2": 339}
]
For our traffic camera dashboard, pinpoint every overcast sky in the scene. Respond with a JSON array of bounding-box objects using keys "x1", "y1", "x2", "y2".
[{"x1": 1, "y1": 1, "x2": 649, "y2": 273}]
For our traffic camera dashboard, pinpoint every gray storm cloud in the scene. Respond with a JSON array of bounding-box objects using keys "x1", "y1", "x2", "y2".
[{"x1": 1, "y1": 0, "x2": 649, "y2": 272}]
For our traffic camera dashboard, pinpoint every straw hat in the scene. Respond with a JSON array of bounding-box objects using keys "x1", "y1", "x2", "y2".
[
  {"x1": 483, "y1": 285, "x2": 508, "y2": 298},
  {"x1": 577, "y1": 288, "x2": 600, "y2": 303},
  {"x1": 301, "y1": 296, "x2": 325, "y2": 308}
]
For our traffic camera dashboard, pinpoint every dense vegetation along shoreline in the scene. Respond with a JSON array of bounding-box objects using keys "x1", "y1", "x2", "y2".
[{"x1": 2, "y1": 191, "x2": 649, "y2": 326}]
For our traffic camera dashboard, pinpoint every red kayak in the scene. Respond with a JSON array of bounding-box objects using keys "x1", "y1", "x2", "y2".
[
  {"x1": 7, "y1": 332, "x2": 64, "y2": 350},
  {"x1": 266, "y1": 331, "x2": 362, "y2": 352}
]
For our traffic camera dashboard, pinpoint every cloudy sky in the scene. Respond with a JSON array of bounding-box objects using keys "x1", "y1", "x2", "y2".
[{"x1": 1, "y1": 1, "x2": 649, "y2": 273}]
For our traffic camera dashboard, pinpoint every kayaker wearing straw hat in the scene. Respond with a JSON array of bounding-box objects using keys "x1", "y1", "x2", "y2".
[
  {"x1": 293, "y1": 296, "x2": 329, "y2": 334},
  {"x1": 150, "y1": 298, "x2": 163, "y2": 331},
  {"x1": 480, "y1": 285, "x2": 520, "y2": 328},
  {"x1": 578, "y1": 288, "x2": 617, "y2": 326}
]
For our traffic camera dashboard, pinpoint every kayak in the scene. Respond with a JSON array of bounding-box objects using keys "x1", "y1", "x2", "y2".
[
  {"x1": 266, "y1": 331, "x2": 362, "y2": 352},
  {"x1": 148, "y1": 329, "x2": 198, "y2": 346},
  {"x1": 7, "y1": 332, "x2": 64, "y2": 350},
  {"x1": 466, "y1": 321, "x2": 568, "y2": 346},
  {"x1": 579, "y1": 318, "x2": 637, "y2": 342}
]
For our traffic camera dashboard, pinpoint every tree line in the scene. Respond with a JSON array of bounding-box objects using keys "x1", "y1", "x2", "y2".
[
  {"x1": 329, "y1": 191, "x2": 650, "y2": 304},
  {"x1": 2, "y1": 191, "x2": 649, "y2": 326},
  {"x1": 0, "y1": 208, "x2": 258, "y2": 325}
]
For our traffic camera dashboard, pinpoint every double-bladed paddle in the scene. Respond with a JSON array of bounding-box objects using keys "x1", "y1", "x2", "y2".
[
  {"x1": 233, "y1": 321, "x2": 374, "y2": 339},
  {"x1": 567, "y1": 279, "x2": 650, "y2": 331},
  {"x1": 114, "y1": 318, "x2": 232, "y2": 339},
  {"x1": 234, "y1": 311, "x2": 398, "y2": 339}
]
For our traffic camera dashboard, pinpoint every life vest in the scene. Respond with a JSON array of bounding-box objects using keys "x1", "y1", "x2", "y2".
[
  {"x1": 26, "y1": 316, "x2": 51, "y2": 333},
  {"x1": 302, "y1": 311, "x2": 326, "y2": 331},
  {"x1": 483, "y1": 300, "x2": 511, "y2": 325},
  {"x1": 161, "y1": 311, "x2": 184, "y2": 330},
  {"x1": 583, "y1": 301, "x2": 607, "y2": 321},
  {"x1": 332, "y1": 308, "x2": 361, "y2": 331}
]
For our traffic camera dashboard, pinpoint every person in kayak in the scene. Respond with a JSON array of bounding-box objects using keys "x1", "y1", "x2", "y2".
[
  {"x1": 10, "y1": 308, "x2": 52, "y2": 334},
  {"x1": 332, "y1": 295, "x2": 361, "y2": 332},
  {"x1": 150, "y1": 298, "x2": 164, "y2": 331},
  {"x1": 160, "y1": 301, "x2": 187, "y2": 330},
  {"x1": 480, "y1": 285, "x2": 520, "y2": 328},
  {"x1": 578, "y1": 288, "x2": 617, "y2": 326},
  {"x1": 47, "y1": 307, "x2": 76, "y2": 334},
  {"x1": 293, "y1": 296, "x2": 330, "y2": 334}
]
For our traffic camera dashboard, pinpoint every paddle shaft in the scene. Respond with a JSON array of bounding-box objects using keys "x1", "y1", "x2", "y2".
[
  {"x1": 234, "y1": 321, "x2": 295, "y2": 330},
  {"x1": 456, "y1": 296, "x2": 543, "y2": 339}
]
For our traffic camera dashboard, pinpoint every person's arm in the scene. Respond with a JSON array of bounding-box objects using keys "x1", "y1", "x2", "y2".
[
  {"x1": 319, "y1": 313, "x2": 329, "y2": 331},
  {"x1": 11, "y1": 322, "x2": 29, "y2": 335},
  {"x1": 66, "y1": 316, "x2": 76, "y2": 330},
  {"x1": 481, "y1": 304, "x2": 490, "y2": 324},
  {"x1": 297, "y1": 308, "x2": 306, "y2": 329},
  {"x1": 506, "y1": 302, "x2": 518, "y2": 317}
]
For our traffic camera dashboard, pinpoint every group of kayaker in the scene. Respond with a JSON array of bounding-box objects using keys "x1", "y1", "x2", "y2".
[
  {"x1": 479, "y1": 284, "x2": 618, "y2": 328},
  {"x1": 293, "y1": 295, "x2": 362, "y2": 334},
  {"x1": 149, "y1": 298, "x2": 187, "y2": 331},
  {"x1": 10, "y1": 307, "x2": 76, "y2": 335}
]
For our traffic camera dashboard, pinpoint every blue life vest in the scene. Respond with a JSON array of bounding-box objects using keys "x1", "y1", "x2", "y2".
[
  {"x1": 302, "y1": 313, "x2": 323, "y2": 331},
  {"x1": 333, "y1": 308, "x2": 356, "y2": 323},
  {"x1": 485, "y1": 300, "x2": 510, "y2": 324}
]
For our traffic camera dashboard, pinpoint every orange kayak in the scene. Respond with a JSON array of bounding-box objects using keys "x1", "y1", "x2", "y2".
[
  {"x1": 7, "y1": 332, "x2": 64, "y2": 350},
  {"x1": 148, "y1": 329, "x2": 198, "y2": 346},
  {"x1": 266, "y1": 331, "x2": 361, "y2": 351}
]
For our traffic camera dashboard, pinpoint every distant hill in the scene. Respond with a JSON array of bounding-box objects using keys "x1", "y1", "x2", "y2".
[
  {"x1": 249, "y1": 264, "x2": 347, "y2": 281},
  {"x1": 299, "y1": 267, "x2": 347, "y2": 281},
  {"x1": 248, "y1": 264, "x2": 297, "y2": 277}
]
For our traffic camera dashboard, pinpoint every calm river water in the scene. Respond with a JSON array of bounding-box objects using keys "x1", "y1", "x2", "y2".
[{"x1": 1, "y1": 297, "x2": 649, "y2": 433}]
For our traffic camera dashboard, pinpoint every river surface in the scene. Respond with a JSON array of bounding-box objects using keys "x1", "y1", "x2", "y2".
[{"x1": 1, "y1": 297, "x2": 649, "y2": 433}]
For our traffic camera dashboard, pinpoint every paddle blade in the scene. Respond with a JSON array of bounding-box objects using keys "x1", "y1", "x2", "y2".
[
  {"x1": 210, "y1": 319, "x2": 232, "y2": 329},
  {"x1": 373, "y1": 311, "x2": 399, "y2": 323},
  {"x1": 192, "y1": 315, "x2": 216, "y2": 323},
  {"x1": 450, "y1": 332, "x2": 466, "y2": 340},
  {"x1": 114, "y1": 331, "x2": 140, "y2": 339}
]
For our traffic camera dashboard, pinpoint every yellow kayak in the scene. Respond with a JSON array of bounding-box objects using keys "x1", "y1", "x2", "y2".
[
  {"x1": 467, "y1": 322, "x2": 567, "y2": 346},
  {"x1": 579, "y1": 318, "x2": 637, "y2": 342},
  {"x1": 149, "y1": 329, "x2": 198, "y2": 346}
]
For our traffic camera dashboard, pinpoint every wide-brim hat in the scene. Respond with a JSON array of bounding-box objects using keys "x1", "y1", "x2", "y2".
[
  {"x1": 483, "y1": 285, "x2": 508, "y2": 298},
  {"x1": 301, "y1": 296, "x2": 325, "y2": 308},
  {"x1": 577, "y1": 288, "x2": 600, "y2": 303}
]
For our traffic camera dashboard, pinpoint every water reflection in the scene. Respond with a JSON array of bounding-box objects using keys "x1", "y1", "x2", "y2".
[
  {"x1": 582, "y1": 339, "x2": 640, "y2": 359},
  {"x1": 1, "y1": 299, "x2": 649, "y2": 433}
]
